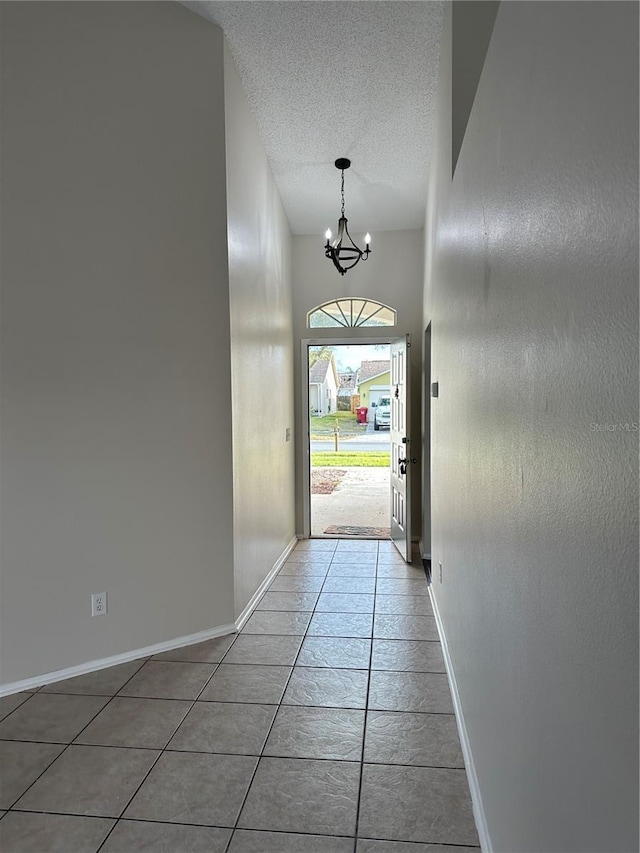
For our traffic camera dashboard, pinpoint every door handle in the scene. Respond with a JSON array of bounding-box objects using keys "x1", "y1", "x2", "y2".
[{"x1": 398, "y1": 456, "x2": 417, "y2": 475}]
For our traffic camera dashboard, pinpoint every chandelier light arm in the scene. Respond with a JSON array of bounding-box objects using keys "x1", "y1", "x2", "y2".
[{"x1": 331, "y1": 216, "x2": 347, "y2": 250}]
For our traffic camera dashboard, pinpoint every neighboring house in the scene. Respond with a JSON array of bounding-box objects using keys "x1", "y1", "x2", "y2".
[
  {"x1": 309, "y1": 356, "x2": 339, "y2": 416},
  {"x1": 337, "y1": 371, "x2": 357, "y2": 410},
  {"x1": 357, "y1": 359, "x2": 391, "y2": 421}
]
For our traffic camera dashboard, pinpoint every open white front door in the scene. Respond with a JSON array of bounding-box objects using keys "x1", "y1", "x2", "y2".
[{"x1": 390, "y1": 334, "x2": 412, "y2": 562}]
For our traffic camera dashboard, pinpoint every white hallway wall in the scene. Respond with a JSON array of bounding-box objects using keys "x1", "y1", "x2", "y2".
[
  {"x1": 425, "y1": 3, "x2": 638, "y2": 851},
  {"x1": 223, "y1": 43, "x2": 296, "y2": 619},
  {"x1": 0, "y1": 2, "x2": 295, "y2": 686},
  {"x1": 292, "y1": 231, "x2": 425, "y2": 538},
  {"x1": 0, "y1": 2, "x2": 233, "y2": 685}
]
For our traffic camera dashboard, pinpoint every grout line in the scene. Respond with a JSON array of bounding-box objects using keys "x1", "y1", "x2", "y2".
[
  {"x1": 1, "y1": 808, "x2": 482, "y2": 849},
  {"x1": 94, "y1": 635, "x2": 245, "y2": 853},
  {"x1": 2, "y1": 812, "x2": 481, "y2": 848},
  {"x1": 4, "y1": 657, "x2": 153, "y2": 813},
  {"x1": 351, "y1": 540, "x2": 380, "y2": 852},
  {"x1": 0, "y1": 703, "x2": 457, "y2": 755},
  {"x1": 0, "y1": 693, "x2": 37, "y2": 725},
  {"x1": 223, "y1": 547, "x2": 335, "y2": 853},
  {"x1": 226, "y1": 538, "x2": 385, "y2": 852},
  {"x1": 5, "y1": 742, "x2": 68, "y2": 812}
]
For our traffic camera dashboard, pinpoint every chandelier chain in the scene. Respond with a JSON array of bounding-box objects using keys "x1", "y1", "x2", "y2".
[{"x1": 341, "y1": 170, "x2": 345, "y2": 217}]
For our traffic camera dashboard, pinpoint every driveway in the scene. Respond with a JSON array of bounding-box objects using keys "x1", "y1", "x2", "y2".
[{"x1": 310, "y1": 467, "x2": 389, "y2": 536}]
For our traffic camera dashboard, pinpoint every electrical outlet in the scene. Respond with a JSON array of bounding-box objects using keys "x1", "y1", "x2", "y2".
[
  {"x1": 438, "y1": 561, "x2": 443, "y2": 583},
  {"x1": 285, "y1": 427, "x2": 291, "y2": 442},
  {"x1": 91, "y1": 592, "x2": 107, "y2": 617}
]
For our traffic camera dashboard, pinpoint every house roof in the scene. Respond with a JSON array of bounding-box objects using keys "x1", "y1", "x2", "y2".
[
  {"x1": 358, "y1": 360, "x2": 391, "y2": 384},
  {"x1": 309, "y1": 357, "x2": 332, "y2": 384},
  {"x1": 338, "y1": 372, "x2": 357, "y2": 391}
]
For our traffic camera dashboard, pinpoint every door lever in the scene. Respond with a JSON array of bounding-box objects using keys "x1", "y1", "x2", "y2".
[{"x1": 398, "y1": 456, "x2": 417, "y2": 476}]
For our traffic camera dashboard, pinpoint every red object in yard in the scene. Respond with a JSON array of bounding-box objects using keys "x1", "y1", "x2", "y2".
[{"x1": 356, "y1": 406, "x2": 368, "y2": 424}]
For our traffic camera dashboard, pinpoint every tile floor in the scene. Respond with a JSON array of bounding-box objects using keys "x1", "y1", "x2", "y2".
[{"x1": 0, "y1": 538, "x2": 480, "y2": 853}]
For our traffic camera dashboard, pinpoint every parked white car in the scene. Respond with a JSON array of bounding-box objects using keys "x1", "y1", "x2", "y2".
[{"x1": 373, "y1": 395, "x2": 391, "y2": 430}]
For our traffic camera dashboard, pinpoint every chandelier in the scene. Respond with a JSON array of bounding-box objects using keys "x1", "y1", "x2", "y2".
[{"x1": 324, "y1": 158, "x2": 371, "y2": 275}]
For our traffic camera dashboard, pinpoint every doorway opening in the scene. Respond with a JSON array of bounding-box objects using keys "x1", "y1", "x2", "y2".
[{"x1": 307, "y1": 343, "x2": 391, "y2": 538}]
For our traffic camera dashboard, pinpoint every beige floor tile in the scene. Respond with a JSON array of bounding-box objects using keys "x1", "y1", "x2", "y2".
[
  {"x1": 124, "y1": 751, "x2": 256, "y2": 827},
  {"x1": 0, "y1": 741, "x2": 65, "y2": 809},
  {"x1": 40, "y1": 661, "x2": 146, "y2": 696},
  {"x1": 358, "y1": 765, "x2": 479, "y2": 846},
  {"x1": 0, "y1": 693, "x2": 109, "y2": 743},
  {"x1": 238, "y1": 757, "x2": 360, "y2": 836},
  {"x1": 230, "y1": 830, "x2": 353, "y2": 853},
  {"x1": 151, "y1": 634, "x2": 235, "y2": 663},
  {"x1": 13, "y1": 745, "x2": 159, "y2": 817},
  {"x1": 75, "y1": 697, "x2": 191, "y2": 749},
  {"x1": 0, "y1": 693, "x2": 32, "y2": 722},
  {"x1": 198, "y1": 663, "x2": 292, "y2": 704},
  {"x1": 168, "y1": 701, "x2": 276, "y2": 755},
  {"x1": 101, "y1": 820, "x2": 231, "y2": 852},
  {"x1": 0, "y1": 812, "x2": 114, "y2": 853},
  {"x1": 118, "y1": 661, "x2": 216, "y2": 700}
]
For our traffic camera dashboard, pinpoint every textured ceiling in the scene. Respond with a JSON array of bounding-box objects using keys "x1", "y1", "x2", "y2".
[{"x1": 185, "y1": 1, "x2": 443, "y2": 235}]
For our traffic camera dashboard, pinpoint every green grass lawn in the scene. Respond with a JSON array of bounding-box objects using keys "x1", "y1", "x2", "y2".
[
  {"x1": 309, "y1": 411, "x2": 367, "y2": 439},
  {"x1": 312, "y1": 451, "x2": 390, "y2": 467}
]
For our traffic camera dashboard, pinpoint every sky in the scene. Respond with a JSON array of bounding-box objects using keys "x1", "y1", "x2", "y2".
[{"x1": 331, "y1": 344, "x2": 390, "y2": 373}]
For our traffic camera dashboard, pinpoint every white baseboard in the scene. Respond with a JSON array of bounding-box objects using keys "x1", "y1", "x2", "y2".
[
  {"x1": 0, "y1": 622, "x2": 236, "y2": 698},
  {"x1": 1, "y1": 536, "x2": 299, "y2": 699},
  {"x1": 235, "y1": 535, "x2": 298, "y2": 631},
  {"x1": 429, "y1": 587, "x2": 492, "y2": 853}
]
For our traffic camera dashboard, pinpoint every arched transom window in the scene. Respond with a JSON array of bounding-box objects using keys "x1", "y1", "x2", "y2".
[{"x1": 307, "y1": 298, "x2": 396, "y2": 329}]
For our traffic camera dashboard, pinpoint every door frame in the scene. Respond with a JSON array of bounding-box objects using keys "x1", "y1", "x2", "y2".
[
  {"x1": 300, "y1": 334, "x2": 398, "y2": 539},
  {"x1": 422, "y1": 323, "x2": 432, "y2": 561}
]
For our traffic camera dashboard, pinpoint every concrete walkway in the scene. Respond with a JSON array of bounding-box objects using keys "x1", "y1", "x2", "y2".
[{"x1": 310, "y1": 467, "x2": 389, "y2": 536}]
